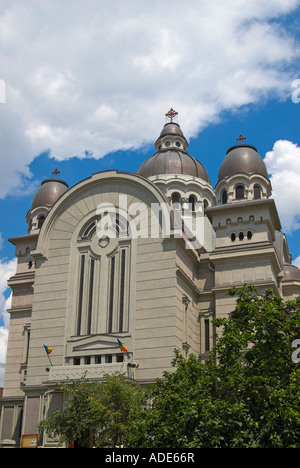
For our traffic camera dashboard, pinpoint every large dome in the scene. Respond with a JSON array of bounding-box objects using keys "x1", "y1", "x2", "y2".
[
  {"x1": 137, "y1": 150, "x2": 211, "y2": 182},
  {"x1": 31, "y1": 178, "x2": 69, "y2": 210},
  {"x1": 137, "y1": 120, "x2": 210, "y2": 183},
  {"x1": 218, "y1": 144, "x2": 269, "y2": 181}
]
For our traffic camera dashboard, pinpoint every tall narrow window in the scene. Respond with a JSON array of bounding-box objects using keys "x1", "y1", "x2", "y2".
[
  {"x1": 171, "y1": 193, "x2": 180, "y2": 209},
  {"x1": 38, "y1": 215, "x2": 45, "y2": 229},
  {"x1": 254, "y1": 185, "x2": 261, "y2": 199},
  {"x1": 108, "y1": 256, "x2": 115, "y2": 333},
  {"x1": 188, "y1": 195, "x2": 196, "y2": 211},
  {"x1": 221, "y1": 189, "x2": 227, "y2": 204},
  {"x1": 77, "y1": 255, "x2": 85, "y2": 336},
  {"x1": 87, "y1": 258, "x2": 95, "y2": 335},
  {"x1": 119, "y1": 250, "x2": 126, "y2": 332},
  {"x1": 235, "y1": 185, "x2": 244, "y2": 200},
  {"x1": 204, "y1": 319, "x2": 210, "y2": 352}
]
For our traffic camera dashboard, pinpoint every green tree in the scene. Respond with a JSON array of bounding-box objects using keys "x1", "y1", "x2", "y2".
[
  {"x1": 39, "y1": 372, "x2": 142, "y2": 448},
  {"x1": 131, "y1": 286, "x2": 300, "y2": 448}
]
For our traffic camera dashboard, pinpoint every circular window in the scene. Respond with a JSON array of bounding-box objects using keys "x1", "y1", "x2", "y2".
[
  {"x1": 175, "y1": 141, "x2": 181, "y2": 147},
  {"x1": 165, "y1": 141, "x2": 171, "y2": 147}
]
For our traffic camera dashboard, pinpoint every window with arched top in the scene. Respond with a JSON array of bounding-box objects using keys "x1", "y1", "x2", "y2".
[
  {"x1": 38, "y1": 215, "x2": 45, "y2": 229},
  {"x1": 188, "y1": 195, "x2": 196, "y2": 211},
  {"x1": 235, "y1": 185, "x2": 245, "y2": 200},
  {"x1": 221, "y1": 189, "x2": 227, "y2": 204},
  {"x1": 75, "y1": 215, "x2": 131, "y2": 337},
  {"x1": 171, "y1": 193, "x2": 181, "y2": 208},
  {"x1": 254, "y1": 185, "x2": 261, "y2": 199}
]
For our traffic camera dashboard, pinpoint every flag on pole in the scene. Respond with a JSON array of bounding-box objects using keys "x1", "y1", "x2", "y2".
[
  {"x1": 117, "y1": 338, "x2": 128, "y2": 353},
  {"x1": 44, "y1": 345, "x2": 53, "y2": 355}
]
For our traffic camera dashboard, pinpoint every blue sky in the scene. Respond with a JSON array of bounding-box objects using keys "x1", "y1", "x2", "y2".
[{"x1": 1, "y1": 0, "x2": 300, "y2": 384}]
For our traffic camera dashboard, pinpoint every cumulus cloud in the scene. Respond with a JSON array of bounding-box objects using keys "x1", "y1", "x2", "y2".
[
  {"x1": 264, "y1": 140, "x2": 300, "y2": 233},
  {"x1": 293, "y1": 255, "x2": 300, "y2": 268},
  {"x1": 0, "y1": 0, "x2": 300, "y2": 197}
]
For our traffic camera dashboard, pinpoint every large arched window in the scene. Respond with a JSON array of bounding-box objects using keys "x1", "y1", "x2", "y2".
[
  {"x1": 235, "y1": 185, "x2": 245, "y2": 200},
  {"x1": 254, "y1": 185, "x2": 261, "y2": 199},
  {"x1": 75, "y1": 215, "x2": 131, "y2": 337}
]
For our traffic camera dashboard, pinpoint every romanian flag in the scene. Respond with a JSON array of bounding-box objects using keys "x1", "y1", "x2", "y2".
[
  {"x1": 44, "y1": 345, "x2": 53, "y2": 355},
  {"x1": 117, "y1": 338, "x2": 128, "y2": 353}
]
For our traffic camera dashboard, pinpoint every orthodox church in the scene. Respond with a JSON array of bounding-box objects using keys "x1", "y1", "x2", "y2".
[{"x1": 1, "y1": 109, "x2": 300, "y2": 447}]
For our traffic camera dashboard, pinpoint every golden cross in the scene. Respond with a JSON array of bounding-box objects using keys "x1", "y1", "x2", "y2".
[
  {"x1": 165, "y1": 108, "x2": 178, "y2": 123},
  {"x1": 236, "y1": 134, "x2": 246, "y2": 145},
  {"x1": 52, "y1": 168, "x2": 60, "y2": 179}
]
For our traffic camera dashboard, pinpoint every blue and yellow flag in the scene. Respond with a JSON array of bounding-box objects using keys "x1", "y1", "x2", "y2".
[
  {"x1": 117, "y1": 338, "x2": 128, "y2": 353},
  {"x1": 44, "y1": 345, "x2": 53, "y2": 355}
]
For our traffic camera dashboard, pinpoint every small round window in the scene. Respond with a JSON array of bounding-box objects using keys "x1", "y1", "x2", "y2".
[
  {"x1": 175, "y1": 141, "x2": 181, "y2": 147},
  {"x1": 165, "y1": 141, "x2": 171, "y2": 147}
]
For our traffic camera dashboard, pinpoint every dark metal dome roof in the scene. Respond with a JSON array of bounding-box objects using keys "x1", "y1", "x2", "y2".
[
  {"x1": 137, "y1": 150, "x2": 211, "y2": 182},
  {"x1": 31, "y1": 179, "x2": 69, "y2": 210},
  {"x1": 218, "y1": 144, "x2": 269, "y2": 181},
  {"x1": 157, "y1": 122, "x2": 187, "y2": 141},
  {"x1": 137, "y1": 120, "x2": 210, "y2": 182},
  {"x1": 283, "y1": 264, "x2": 300, "y2": 282}
]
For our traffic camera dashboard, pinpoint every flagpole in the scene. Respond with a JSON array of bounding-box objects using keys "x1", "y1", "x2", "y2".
[{"x1": 43, "y1": 345, "x2": 53, "y2": 366}]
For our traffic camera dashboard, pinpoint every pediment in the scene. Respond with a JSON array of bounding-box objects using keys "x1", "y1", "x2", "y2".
[{"x1": 67, "y1": 335, "x2": 126, "y2": 354}]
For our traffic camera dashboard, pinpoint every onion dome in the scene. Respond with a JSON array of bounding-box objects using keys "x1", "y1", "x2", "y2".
[
  {"x1": 218, "y1": 138, "x2": 269, "y2": 182},
  {"x1": 31, "y1": 170, "x2": 68, "y2": 209},
  {"x1": 137, "y1": 110, "x2": 210, "y2": 183}
]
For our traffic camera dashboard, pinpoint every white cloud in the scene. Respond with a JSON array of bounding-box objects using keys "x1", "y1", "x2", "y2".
[
  {"x1": 293, "y1": 255, "x2": 300, "y2": 268},
  {"x1": 264, "y1": 140, "x2": 300, "y2": 233},
  {"x1": 0, "y1": 0, "x2": 300, "y2": 196}
]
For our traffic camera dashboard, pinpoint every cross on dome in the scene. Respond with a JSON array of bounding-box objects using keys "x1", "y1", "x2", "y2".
[
  {"x1": 236, "y1": 134, "x2": 246, "y2": 145},
  {"x1": 52, "y1": 168, "x2": 60, "y2": 179},
  {"x1": 165, "y1": 108, "x2": 178, "y2": 123}
]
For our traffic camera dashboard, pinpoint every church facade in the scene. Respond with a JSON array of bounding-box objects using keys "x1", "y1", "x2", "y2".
[{"x1": 1, "y1": 110, "x2": 300, "y2": 447}]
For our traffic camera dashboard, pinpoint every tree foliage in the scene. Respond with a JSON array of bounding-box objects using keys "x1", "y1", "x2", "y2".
[
  {"x1": 40, "y1": 286, "x2": 300, "y2": 448},
  {"x1": 39, "y1": 372, "x2": 142, "y2": 448},
  {"x1": 130, "y1": 286, "x2": 300, "y2": 448}
]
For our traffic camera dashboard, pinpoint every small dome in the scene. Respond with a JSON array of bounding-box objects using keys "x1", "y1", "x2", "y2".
[
  {"x1": 283, "y1": 264, "x2": 300, "y2": 282},
  {"x1": 137, "y1": 118, "x2": 210, "y2": 183},
  {"x1": 137, "y1": 150, "x2": 211, "y2": 182},
  {"x1": 31, "y1": 178, "x2": 68, "y2": 210},
  {"x1": 218, "y1": 144, "x2": 269, "y2": 181},
  {"x1": 157, "y1": 122, "x2": 186, "y2": 141}
]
